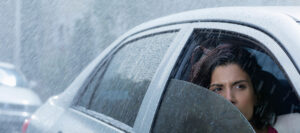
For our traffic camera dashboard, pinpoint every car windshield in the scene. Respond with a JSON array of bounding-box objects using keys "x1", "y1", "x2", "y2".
[{"x1": 0, "y1": 67, "x2": 28, "y2": 88}]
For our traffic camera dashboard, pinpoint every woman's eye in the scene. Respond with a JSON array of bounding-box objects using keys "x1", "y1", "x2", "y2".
[
  {"x1": 235, "y1": 84, "x2": 246, "y2": 90},
  {"x1": 213, "y1": 87, "x2": 222, "y2": 92}
]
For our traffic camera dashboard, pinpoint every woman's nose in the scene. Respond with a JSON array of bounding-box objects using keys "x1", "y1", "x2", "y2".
[{"x1": 223, "y1": 89, "x2": 236, "y2": 104}]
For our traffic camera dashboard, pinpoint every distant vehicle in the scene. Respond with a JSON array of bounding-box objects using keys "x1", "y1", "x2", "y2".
[
  {"x1": 24, "y1": 7, "x2": 300, "y2": 133},
  {"x1": 0, "y1": 62, "x2": 28, "y2": 88},
  {"x1": 0, "y1": 62, "x2": 41, "y2": 133}
]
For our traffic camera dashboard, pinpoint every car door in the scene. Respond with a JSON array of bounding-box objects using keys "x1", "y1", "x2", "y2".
[
  {"x1": 49, "y1": 24, "x2": 190, "y2": 133},
  {"x1": 140, "y1": 22, "x2": 300, "y2": 132}
]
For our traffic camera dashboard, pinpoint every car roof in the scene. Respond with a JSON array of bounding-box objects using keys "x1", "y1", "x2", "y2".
[
  {"x1": 261, "y1": 6, "x2": 300, "y2": 21},
  {"x1": 121, "y1": 6, "x2": 300, "y2": 71},
  {"x1": 132, "y1": 6, "x2": 300, "y2": 30}
]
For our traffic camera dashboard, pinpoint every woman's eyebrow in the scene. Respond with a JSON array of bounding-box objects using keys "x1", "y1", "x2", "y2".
[
  {"x1": 209, "y1": 84, "x2": 223, "y2": 88},
  {"x1": 232, "y1": 80, "x2": 248, "y2": 86},
  {"x1": 209, "y1": 80, "x2": 248, "y2": 88}
]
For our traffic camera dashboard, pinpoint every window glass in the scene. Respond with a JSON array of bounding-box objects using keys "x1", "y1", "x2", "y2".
[
  {"x1": 247, "y1": 49, "x2": 285, "y2": 80},
  {"x1": 152, "y1": 79, "x2": 254, "y2": 133},
  {"x1": 77, "y1": 31, "x2": 177, "y2": 126}
]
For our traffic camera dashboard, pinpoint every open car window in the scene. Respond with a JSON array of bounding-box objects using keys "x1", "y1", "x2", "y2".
[{"x1": 175, "y1": 29, "x2": 300, "y2": 115}]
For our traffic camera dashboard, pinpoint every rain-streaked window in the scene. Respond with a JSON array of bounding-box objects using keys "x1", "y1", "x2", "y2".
[
  {"x1": 77, "y1": 31, "x2": 177, "y2": 126},
  {"x1": 152, "y1": 79, "x2": 254, "y2": 133}
]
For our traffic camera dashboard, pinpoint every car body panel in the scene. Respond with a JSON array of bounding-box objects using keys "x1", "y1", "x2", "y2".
[{"x1": 54, "y1": 108, "x2": 126, "y2": 133}]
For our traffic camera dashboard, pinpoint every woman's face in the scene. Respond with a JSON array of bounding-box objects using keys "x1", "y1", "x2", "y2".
[{"x1": 209, "y1": 63, "x2": 256, "y2": 120}]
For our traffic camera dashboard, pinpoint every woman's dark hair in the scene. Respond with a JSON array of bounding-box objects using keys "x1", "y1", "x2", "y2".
[{"x1": 190, "y1": 43, "x2": 277, "y2": 129}]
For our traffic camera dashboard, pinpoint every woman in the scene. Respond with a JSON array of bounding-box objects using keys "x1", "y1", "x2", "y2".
[{"x1": 190, "y1": 43, "x2": 278, "y2": 133}]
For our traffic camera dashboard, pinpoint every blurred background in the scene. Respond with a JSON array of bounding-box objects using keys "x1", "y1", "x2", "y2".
[{"x1": 1, "y1": 0, "x2": 299, "y2": 102}]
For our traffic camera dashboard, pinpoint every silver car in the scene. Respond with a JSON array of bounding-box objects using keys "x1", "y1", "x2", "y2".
[
  {"x1": 25, "y1": 7, "x2": 300, "y2": 133},
  {"x1": 0, "y1": 62, "x2": 41, "y2": 133}
]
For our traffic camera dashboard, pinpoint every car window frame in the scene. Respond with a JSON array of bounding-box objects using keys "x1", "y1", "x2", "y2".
[
  {"x1": 84, "y1": 30, "x2": 179, "y2": 126},
  {"x1": 131, "y1": 24, "x2": 193, "y2": 132},
  {"x1": 72, "y1": 23, "x2": 191, "y2": 133}
]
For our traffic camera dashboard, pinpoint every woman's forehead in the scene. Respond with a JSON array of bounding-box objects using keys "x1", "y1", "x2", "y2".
[{"x1": 211, "y1": 64, "x2": 251, "y2": 84}]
